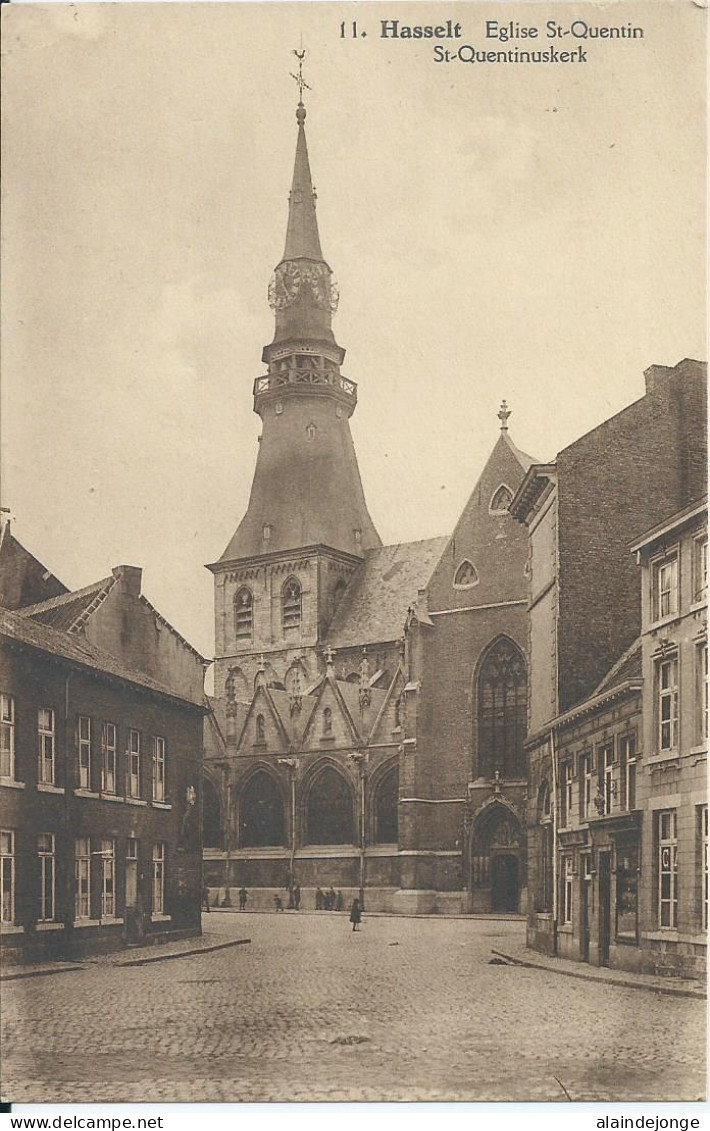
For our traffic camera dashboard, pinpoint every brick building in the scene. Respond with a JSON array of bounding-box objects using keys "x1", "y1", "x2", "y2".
[
  {"x1": 512, "y1": 361, "x2": 707, "y2": 971},
  {"x1": 0, "y1": 526, "x2": 208, "y2": 960},
  {"x1": 203, "y1": 95, "x2": 537, "y2": 914},
  {"x1": 631, "y1": 500, "x2": 707, "y2": 977}
]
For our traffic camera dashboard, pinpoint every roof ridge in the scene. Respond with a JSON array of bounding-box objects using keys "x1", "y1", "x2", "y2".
[
  {"x1": 589, "y1": 636, "x2": 642, "y2": 698},
  {"x1": 19, "y1": 576, "x2": 113, "y2": 617},
  {"x1": 0, "y1": 607, "x2": 204, "y2": 707}
]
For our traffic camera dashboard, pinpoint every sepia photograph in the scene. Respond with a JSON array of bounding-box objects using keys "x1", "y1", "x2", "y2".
[{"x1": 0, "y1": 0, "x2": 707, "y2": 1107}]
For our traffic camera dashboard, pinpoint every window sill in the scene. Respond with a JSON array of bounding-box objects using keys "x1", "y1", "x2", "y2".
[
  {"x1": 646, "y1": 751, "x2": 680, "y2": 767},
  {"x1": 73, "y1": 918, "x2": 123, "y2": 928},
  {"x1": 151, "y1": 801, "x2": 172, "y2": 810},
  {"x1": 75, "y1": 789, "x2": 101, "y2": 799},
  {"x1": 101, "y1": 792, "x2": 124, "y2": 803},
  {"x1": 0, "y1": 778, "x2": 25, "y2": 790},
  {"x1": 151, "y1": 913, "x2": 171, "y2": 922},
  {"x1": 0, "y1": 923, "x2": 23, "y2": 935},
  {"x1": 35, "y1": 921, "x2": 64, "y2": 932},
  {"x1": 649, "y1": 614, "x2": 680, "y2": 634},
  {"x1": 124, "y1": 797, "x2": 148, "y2": 807},
  {"x1": 37, "y1": 783, "x2": 65, "y2": 795}
]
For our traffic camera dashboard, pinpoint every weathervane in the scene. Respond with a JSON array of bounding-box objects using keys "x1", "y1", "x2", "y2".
[{"x1": 291, "y1": 47, "x2": 312, "y2": 106}]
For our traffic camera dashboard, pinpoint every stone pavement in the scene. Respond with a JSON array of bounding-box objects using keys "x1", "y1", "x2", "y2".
[{"x1": 1, "y1": 912, "x2": 705, "y2": 1103}]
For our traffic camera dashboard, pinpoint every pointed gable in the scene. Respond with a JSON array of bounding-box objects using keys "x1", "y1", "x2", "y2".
[
  {"x1": 368, "y1": 667, "x2": 406, "y2": 745},
  {"x1": 0, "y1": 526, "x2": 68, "y2": 611},
  {"x1": 426, "y1": 429, "x2": 539, "y2": 613},
  {"x1": 238, "y1": 684, "x2": 290, "y2": 753},
  {"x1": 301, "y1": 675, "x2": 361, "y2": 750}
]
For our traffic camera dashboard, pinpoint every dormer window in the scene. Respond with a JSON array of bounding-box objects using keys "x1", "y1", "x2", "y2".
[
  {"x1": 234, "y1": 587, "x2": 254, "y2": 642},
  {"x1": 454, "y1": 560, "x2": 479, "y2": 589},
  {"x1": 282, "y1": 577, "x2": 302, "y2": 630},
  {"x1": 323, "y1": 707, "x2": 333, "y2": 737},
  {"x1": 490, "y1": 484, "x2": 513, "y2": 515}
]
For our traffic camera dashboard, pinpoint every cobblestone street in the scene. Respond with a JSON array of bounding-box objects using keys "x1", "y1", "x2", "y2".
[{"x1": 1, "y1": 913, "x2": 705, "y2": 1103}]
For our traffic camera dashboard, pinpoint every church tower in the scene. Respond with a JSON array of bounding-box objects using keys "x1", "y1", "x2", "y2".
[{"x1": 208, "y1": 87, "x2": 381, "y2": 700}]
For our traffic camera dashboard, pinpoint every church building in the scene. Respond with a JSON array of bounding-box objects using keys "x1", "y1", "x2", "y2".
[{"x1": 202, "y1": 91, "x2": 537, "y2": 914}]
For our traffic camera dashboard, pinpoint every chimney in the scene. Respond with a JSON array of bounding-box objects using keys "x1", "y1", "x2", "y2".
[
  {"x1": 643, "y1": 364, "x2": 674, "y2": 396},
  {"x1": 112, "y1": 565, "x2": 142, "y2": 597}
]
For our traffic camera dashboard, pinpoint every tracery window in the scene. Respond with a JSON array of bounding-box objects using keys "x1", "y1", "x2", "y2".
[
  {"x1": 454, "y1": 560, "x2": 479, "y2": 589},
  {"x1": 234, "y1": 588, "x2": 254, "y2": 642},
  {"x1": 240, "y1": 771, "x2": 285, "y2": 847},
  {"x1": 255, "y1": 714, "x2": 266, "y2": 745},
  {"x1": 477, "y1": 638, "x2": 526, "y2": 779},
  {"x1": 282, "y1": 577, "x2": 302, "y2": 630},
  {"x1": 306, "y1": 767, "x2": 355, "y2": 845},
  {"x1": 490, "y1": 484, "x2": 513, "y2": 514},
  {"x1": 323, "y1": 707, "x2": 333, "y2": 736}
]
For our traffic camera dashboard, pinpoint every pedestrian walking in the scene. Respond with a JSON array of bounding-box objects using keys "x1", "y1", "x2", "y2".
[
  {"x1": 202, "y1": 882, "x2": 211, "y2": 913},
  {"x1": 349, "y1": 898, "x2": 362, "y2": 931},
  {"x1": 239, "y1": 886, "x2": 248, "y2": 911},
  {"x1": 335, "y1": 889, "x2": 343, "y2": 912},
  {"x1": 274, "y1": 894, "x2": 284, "y2": 911},
  {"x1": 315, "y1": 886, "x2": 324, "y2": 910},
  {"x1": 294, "y1": 882, "x2": 301, "y2": 911},
  {"x1": 328, "y1": 886, "x2": 336, "y2": 910}
]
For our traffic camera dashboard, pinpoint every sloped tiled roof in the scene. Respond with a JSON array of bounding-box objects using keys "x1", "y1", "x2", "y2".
[
  {"x1": 19, "y1": 577, "x2": 115, "y2": 632},
  {"x1": 1, "y1": 607, "x2": 205, "y2": 708},
  {"x1": 590, "y1": 637, "x2": 642, "y2": 698},
  {"x1": 326, "y1": 537, "x2": 448, "y2": 649}
]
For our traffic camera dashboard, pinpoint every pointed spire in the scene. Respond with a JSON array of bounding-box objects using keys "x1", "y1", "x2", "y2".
[{"x1": 283, "y1": 103, "x2": 323, "y2": 262}]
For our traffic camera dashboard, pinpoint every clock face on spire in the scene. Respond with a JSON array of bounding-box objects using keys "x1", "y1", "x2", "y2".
[
  {"x1": 268, "y1": 262, "x2": 303, "y2": 310},
  {"x1": 268, "y1": 260, "x2": 340, "y2": 313},
  {"x1": 308, "y1": 262, "x2": 339, "y2": 312}
]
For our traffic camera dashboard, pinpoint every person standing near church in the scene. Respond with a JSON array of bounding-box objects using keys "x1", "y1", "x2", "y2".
[
  {"x1": 239, "y1": 886, "x2": 248, "y2": 911},
  {"x1": 349, "y1": 898, "x2": 361, "y2": 931}
]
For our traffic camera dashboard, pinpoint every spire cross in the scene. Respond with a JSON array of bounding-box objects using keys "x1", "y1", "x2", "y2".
[
  {"x1": 291, "y1": 48, "x2": 311, "y2": 106},
  {"x1": 498, "y1": 400, "x2": 511, "y2": 431}
]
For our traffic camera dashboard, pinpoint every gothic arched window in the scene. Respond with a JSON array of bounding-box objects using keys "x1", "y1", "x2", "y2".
[
  {"x1": 490, "y1": 484, "x2": 514, "y2": 515},
  {"x1": 306, "y1": 767, "x2": 355, "y2": 845},
  {"x1": 322, "y1": 707, "x2": 333, "y2": 736},
  {"x1": 477, "y1": 638, "x2": 527, "y2": 779},
  {"x1": 373, "y1": 766, "x2": 398, "y2": 844},
  {"x1": 202, "y1": 776, "x2": 223, "y2": 849},
  {"x1": 282, "y1": 577, "x2": 302, "y2": 630},
  {"x1": 234, "y1": 588, "x2": 254, "y2": 642},
  {"x1": 454, "y1": 560, "x2": 479, "y2": 589},
  {"x1": 239, "y1": 771, "x2": 285, "y2": 847}
]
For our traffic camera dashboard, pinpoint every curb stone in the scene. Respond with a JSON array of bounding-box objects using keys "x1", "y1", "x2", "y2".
[{"x1": 491, "y1": 949, "x2": 707, "y2": 1000}]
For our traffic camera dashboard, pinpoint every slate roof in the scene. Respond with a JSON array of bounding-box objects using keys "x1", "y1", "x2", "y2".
[
  {"x1": 590, "y1": 637, "x2": 642, "y2": 697},
  {"x1": 1, "y1": 607, "x2": 205, "y2": 708},
  {"x1": 19, "y1": 577, "x2": 115, "y2": 632},
  {"x1": 326, "y1": 537, "x2": 448, "y2": 649}
]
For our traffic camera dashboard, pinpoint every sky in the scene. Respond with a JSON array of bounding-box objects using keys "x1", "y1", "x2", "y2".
[{"x1": 1, "y1": 1, "x2": 706, "y2": 670}]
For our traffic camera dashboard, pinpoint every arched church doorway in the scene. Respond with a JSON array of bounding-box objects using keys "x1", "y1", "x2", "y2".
[
  {"x1": 470, "y1": 803, "x2": 523, "y2": 914},
  {"x1": 490, "y1": 854, "x2": 519, "y2": 912}
]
